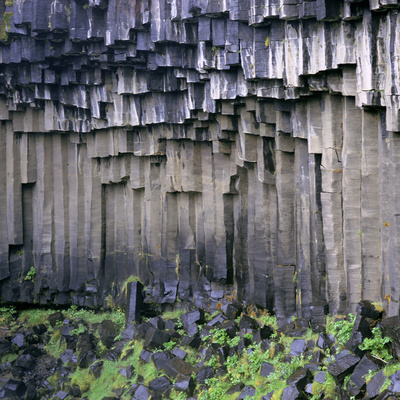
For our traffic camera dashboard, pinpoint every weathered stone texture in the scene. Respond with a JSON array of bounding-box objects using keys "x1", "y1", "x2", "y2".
[{"x1": 0, "y1": 0, "x2": 399, "y2": 318}]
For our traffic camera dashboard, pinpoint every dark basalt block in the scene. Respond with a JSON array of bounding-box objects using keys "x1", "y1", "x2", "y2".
[
  {"x1": 287, "y1": 368, "x2": 313, "y2": 391},
  {"x1": 148, "y1": 376, "x2": 172, "y2": 393},
  {"x1": 346, "y1": 354, "x2": 383, "y2": 396},
  {"x1": 239, "y1": 315, "x2": 260, "y2": 331},
  {"x1": 98, "y1": 320, "x2": 117, "y2": 348},
  {"x1": 144, "y1": 327, "x2": 171, "y2": 349},
  {"x1": 174, "y1": 375, "x2": 195, "y2": 395},
  {"x1": 161, "y1": 357, "x2": 195, "y2": 379},
  {"x1": 290, "y1": 339, "x2": 307, "y2": 357},
  {"x1": 131, "y1": 384, "x2": 151, "y2": 400},
  {"x1": 180, "y1": 309, "x2": 205, "y2": 332},
  {"x1": 237, "y1": 386, "x2": 256, "y2": 400},
  {"x1": 225, "y1": 382, "x2": 244, "y2": 395},
  {"x1": 89, "y1": 360, "x2": 104, "y2": 378},
  {"x1": 14, "y1": 354, "x2": 35, "y2": 370},
  {"x1": 356, "y1": 300, "x2": 383, "y2": 321},
  {"x1": 126, "y1": 281, "x2": 144, "y2": 325},
  {"x1": 317, "y1": 333, "x2": 334, "y2": 350},
  {"x1": 327, "y1": 350, "x2": 360, "y2": 382},
  {"x1": 0, "y1": 379, "x2": 27, "y2": 399},
  {"x1": 366, "y1": 369, "x2": 386, "y2": 399},
  {"x1": 260, "y1": 362, "x2": 275, "y2": 378},
  {"x1": 281, "y1": 385, "x2": 307, "y2": 400},
  {"x1": 196, "y1": 366, "x2": 215, "y2": 384},
  {"x1": 380, "y1": 317, "x2": 400, "y2": 360}
]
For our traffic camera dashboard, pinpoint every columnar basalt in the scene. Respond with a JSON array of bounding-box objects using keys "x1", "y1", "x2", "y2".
[{"x1": 0, "y1": 0, "x2": 398, "y2": 320}]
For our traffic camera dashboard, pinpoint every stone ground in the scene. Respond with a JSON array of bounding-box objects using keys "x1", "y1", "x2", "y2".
[{"x1": 1, "y1": 300, "x2": 400, "y2": 399}]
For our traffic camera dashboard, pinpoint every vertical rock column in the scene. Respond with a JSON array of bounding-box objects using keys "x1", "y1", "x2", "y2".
[
  {"x1": 342, "y1": 97, "x2": 362, "y2": 313},
  {"x1": 360, "y1": 110, "x2": 381, "y2": 303},
  {"x1": 320, "y1": 94, "x2": 345, "y2": 315},
  {"x1": 274, "y1": 149, "x2": 296, "y2": 321},
  {"x1": 0, "y1": 123, "x2": 10, "y2": 280}
]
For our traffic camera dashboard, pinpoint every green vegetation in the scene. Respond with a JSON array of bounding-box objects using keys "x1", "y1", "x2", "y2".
[
  {"x1": 24, "y1": 266, "x2": 37, "y2": 282},
  {"x1": 1, "y1": 301, "x2": 399, "y2": 400},
  {"x1": 326, "y1": 313, "x2": 356, "y2": 345},
  {"x1": 359, "y1": 326, "x2": 392, "y2": 362},
  {"x1": 0, "y1": 304, "x2": 16, "y2": 324}
]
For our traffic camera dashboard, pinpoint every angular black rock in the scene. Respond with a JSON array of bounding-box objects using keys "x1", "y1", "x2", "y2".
[
  {"x1": 281, "y1": 385, "x2": 307, "y2": 400},
  {"x1": 290, "y1": 339, "x2": 307, "y2": 357},
  {"x1": 356, "y1": 300, "x2": 382, "y2": 320},
  {"x1": 14, "y1": 354, "x2": 35, "y2": 370},
  {"x1": 380, "y1": 317, "x2": 400, "y2": 360},
  {"x1": 144, "y1": 327, "x2": 171, "y2": 349},
  {"x1": 126, "y1": 281, "x2": 144, "y2": 325},
  {"x1": 346, "y1": 354, "x2": 383, "y2": 396},
  {"x1": 98, "y1": 320, "x2": 117, "y2": 348},
  {"x1": 221, "y1": 304, "x2": 242, "y2": 320},
  {"x1": 239, "y1": 315, "x2": 260, "y2": 331},
  {"x1": 180, "y1": 309, "x2": 205, "y2": 332},
  {"x1": 366, "y1": 369, "x2": 386, "y2": 398},
  {"x1": 196, "y1": 366, "x2": 215, "y2": 384},
  {"x1": 260, "y1": 362, "x2": 275, "y2": 378},
  {"x1": 237, "y1": 385, "x2": 256, "y2": 399},
  {"x1": 131, "y1": 384, "x2": 151, "y2": 400},
  {"x1": 161, "y1": 357, "x2": 195, "y2": 379},
  {"x1": 148, "y1": 376, "x2": 172, "y2": 393},
  {"x1": 89, "y1": 360, "x2": 104, "y2": 378},
  {"x1": 286, "y1": 368, "x2": 313, "y2": 390},
  {"x1": 225, "y1": 382, "x2": 245, "y2": 395},
  {"x1": 327, "y1": 350, "x2": 360, "y2": 382},
  {"x1": 0, "y1": 379, "x2": 27, "y2": 399},
  {"x1": 174, "y1": 375, "x2": 195, "y2": 395}
]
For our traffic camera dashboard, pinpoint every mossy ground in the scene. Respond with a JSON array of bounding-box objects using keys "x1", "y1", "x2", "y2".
[{"x1": 2, "y1": 303, "x2": 400, "y2": 399}]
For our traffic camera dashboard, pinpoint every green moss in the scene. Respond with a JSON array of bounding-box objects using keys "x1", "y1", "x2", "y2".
[
  {"x1": 70, "y1": 367, "x2": 94, "y2": 393},
  {"x1": 45, "y1": 329, "x2": 67, "y2": 359},
  {"x1": 121, "y1": 275, "x2": 143, "y2": 295},
  {"x1": 0, "y1": 12, "x2": 13, "y2": 42},
  {"x1": 87, "y1": 360, "x2": 129, "y2": 399},
  {"x1": 0, "y1": 352, "x2": 18, "y2": 364},
  {"x1": 19, "y1": 308, "x2": 58, "y2": 325}
]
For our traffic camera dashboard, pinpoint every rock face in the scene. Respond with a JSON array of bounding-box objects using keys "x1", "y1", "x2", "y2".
[{"x1": 0, "y1": 0, "x2": 398, "y2": 318}]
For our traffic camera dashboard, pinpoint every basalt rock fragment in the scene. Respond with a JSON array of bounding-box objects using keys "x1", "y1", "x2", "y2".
[
  {"x1": 98, "y1": 320, "x2": 117, "y2": 348},
  {"x1": 327, "y1": 350, "x2": 360, "y2": 382},
  {"x1": 144, "y1": 327, "x2": 171, "y2": 349},
  {"x1": 366, "y1": 370, "x2": 386, "y2": 399},
  {"x1": 174, "y1": 375, "x2": 195, "y2": 395},
  {"x1": 346, "y1": 354, "x2": 383, "y2": 396}
]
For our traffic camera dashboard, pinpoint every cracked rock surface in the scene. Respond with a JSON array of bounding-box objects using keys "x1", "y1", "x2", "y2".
[{"x1": 0, "y1": 0, "x2": 398, "y2": 318}]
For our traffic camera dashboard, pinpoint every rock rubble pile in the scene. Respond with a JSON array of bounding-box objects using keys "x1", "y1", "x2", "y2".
[{"x1": 1, "y1": 300, "x2": 400, "y2": 399}]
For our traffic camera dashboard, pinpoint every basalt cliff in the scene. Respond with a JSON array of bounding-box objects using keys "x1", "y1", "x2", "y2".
[{"x1": 0, "y1": 0, "x2": 398, "y2": 321}]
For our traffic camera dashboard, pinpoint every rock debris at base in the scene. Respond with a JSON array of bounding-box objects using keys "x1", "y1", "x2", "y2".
[{"x1": 0, "y1": 299, "x2": 400, "y2": 399}]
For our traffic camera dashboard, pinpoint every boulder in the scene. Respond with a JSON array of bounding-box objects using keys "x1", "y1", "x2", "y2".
[
  {"x1": 346, "y1": 354, "x2": 383, "y2": 396},
  {"x1": 180, "y1": 309, "x2": 205, "y2": 332},
  {"x1": 0, "y1": 379, "x2": 27, "y2": 399},
  {"x1": 144, "y1": 327, "x2": 171, "y2": 349},
  {"x1": 366, "y1": 369, "x2": 386, "y2": 398},
  {"x1": 327, "y1": 350, "x2": 360, "y2": 382},
  {"x1": 260, "y1": 362, "x2": 275, "y2": 378},
  {"x1": 89, "y1": 360, "x2": 104, "y2": 378},
  {"x1": 286, "y1": 368, "x2": 313, "y2": 390},
  {"x1": 237, "y1": 386, "x2": 256, "y2": 399},
  {"x1": 98, "y1": 320, "x2": 117, "y2": 348},
  {"x1": 174, "y1": 375, "x2": 195, "y2": 395},
  {"x1": 196, "y1": 366, "x2": 215, "y2": 384},
  {"x1": 148, "y1": 376, "x2": 172, "y2": 393}
]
